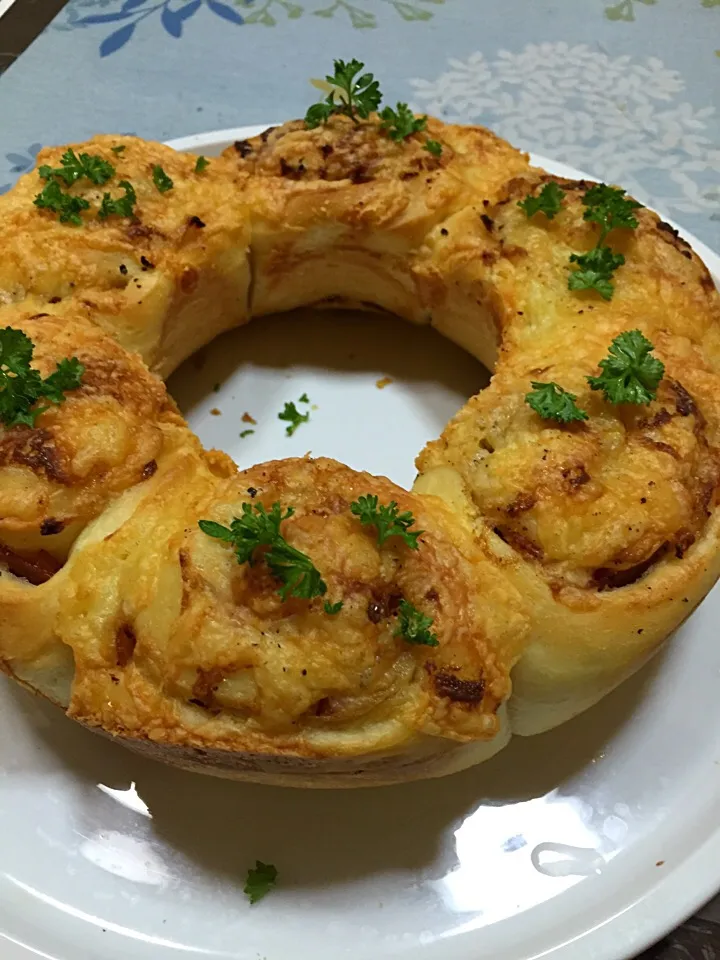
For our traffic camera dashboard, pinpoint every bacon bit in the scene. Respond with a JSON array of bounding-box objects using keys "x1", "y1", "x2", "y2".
[
  {"x1": 376, "y1": 377, "x2": 393, "y2": 390},
  {"x1": 668, "y1": 380, "x2": 696, "y2": 417},
  {"x1": 593, "y1": 544, "x2": 667, "y2": 591},
  {"x1": 115, "y1": 624, "x2": 137, "y2": 667},
  {"x1": 675, "y1": 530, "x2": 696, "y2": 559},
  {"x1": 367, "y1": 590, "x2": 403, "y2": 624},
  {"x1": 505, "y1": 492, "x2": 536, "y2": 517},
  {"x1": 242, "y1": 412, "x2": 257, "y2": 424},
  {"x1": 638, "y1": 408, "x2": 672, "y2": 430},
  {"x1": 141, "y1": 459, "x2": 157, "y2": 480},
  {"x1": 191, "y1": 666, "x2": 224, "y2": 707},
  {"x1": 563, "y1": 465, "x2": 591, "y2": 489},
  {"x1": 640, "y1": 437, "x2": 680, "y2": 459},
  {"x1": 0, "y1": 544, "x2": 62, "y2": 585},
  {"x1": 433, "y1": 671, "x2": 485, "y2": 704},
  {"x1": 40, "y1": 517, "x2": 65, "y2": 536},
  {"x1": 493, "y1": 527, "x2": 544, "y2": 560}
]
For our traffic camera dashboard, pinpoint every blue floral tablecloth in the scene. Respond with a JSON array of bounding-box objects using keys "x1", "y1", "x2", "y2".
[
  {"x1": 0, "y1": 1, "x2": 719, "y2": 956},
  {"x1": 0, "y1": 0, "x2": 718, "y2": 258}
]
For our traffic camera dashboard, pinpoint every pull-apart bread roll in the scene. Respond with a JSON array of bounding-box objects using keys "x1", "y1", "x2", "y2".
[
  {"x1": 0, "y1": 136, "x2": 250, "y2": 377},
  {"x1": 3, "y1": 453, "x2": 527, "y2": 786},
  {"x1": 225, "y1": 115, "x2": 528, "y2": 338},
  {"x1": 0, "y1": 108, "x2": 718, "y2": 786},
  {"x1": 415, "y1": 173, "x2": 720, "y2": 732}
]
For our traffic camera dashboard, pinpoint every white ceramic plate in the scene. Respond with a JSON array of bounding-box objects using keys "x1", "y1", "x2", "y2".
[{"x1": 1, "y1": 126, "x2": 719, "y2": 960}]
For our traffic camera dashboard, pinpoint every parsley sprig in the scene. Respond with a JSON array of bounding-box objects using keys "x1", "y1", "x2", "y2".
[
  {"x1": 34, "y1": 181, "x2": 90, "y2": 226},
  {"x1": 0, "y1": 327, "x2": 84, "y2": 429},
  {"x1": 568, "y1": 185, "x2": 641, "y2": 300},
  {"x1": 306, "y1": 62, "x2": 442, "y2": 155},
  {"x1": 394, "y1": 600, "x2": 438, "y2": 647},
  {"x1": 525, "y1": 381, "x2": 588, "y2": 423},
  {"x1": 152, "y1": 164, "x2": 173, "y2": 193},
  {"x1": 98, "y1": 180, "x2": 137, "y2": 220},
  {"x1": 379, "y1": 102, "x2": 443, "y2": 156},
  {"x1": 39, "y1": 148, "x2": 115, "y2": 187},
  {"x1": 199, "y1": 502, "x2": 327, "y2": 601},
  {"x1": 305, "y1": 59, "x2": 382, "y2": 127},
  {"x1": 244, "y1": 861, "x2": 278, "y2": 905},
  {"x1": 518, "y1": 182, "x2": 566, "y2": 220},
  {"x1": 279, "y1": 401, "x2": 309, "y2": 436},
  {"x1": 350, "y1": 495, "x2": 423, "y2": 549},
  {"x1": 587, "y1": 330, "x2": 664, "y2": 405},
  {"x1": 380, "y1": 102, "x2": 426, "y2": 141}
]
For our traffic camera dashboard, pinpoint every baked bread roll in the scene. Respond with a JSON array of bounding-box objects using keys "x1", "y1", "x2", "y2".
[
  {"x1": 414, "y1": 173, "x2": 720, "y2": 732},
  {"x1": 0, "y1": 136, "x2": 250, "y2": 377},
  {"x1": 0, "y1": 113, "x2": 718, "y2": 786},
  {"x1": 31, "y1": 456, "x2": 526, "y2": 786}
]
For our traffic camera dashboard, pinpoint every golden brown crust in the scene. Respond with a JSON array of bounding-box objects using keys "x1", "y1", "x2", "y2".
[
  {"x1": 55, "y1": 458, "x2": 525, "y2": 758},
  {"x1": 0, "y1": 116, "x2": 718, "y2": 783},
  {"x1": 0, "y1": 136, "x2": 251, "y2": 376},
  {"x1": 414, "y1": 169, "x2": 720, "y2": 729},
  {"x1": 223, "y1": 116, "x2": 529, "y2": 320},
  {"x1": 0, "y1": 301, "x2": 189, "y2": 556}
]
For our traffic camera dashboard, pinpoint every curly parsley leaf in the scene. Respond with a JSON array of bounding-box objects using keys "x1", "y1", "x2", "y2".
[
  {"x1": 194, "y1": 156, "x2": 209, "y2": 174},
  {"x1": 305, "y1": 59, "x2": 382, "y2": 127},
  {"x1": 98, "y1": 180, "x2": 137, "y2": 219},
  {"x1": 518, "y1": 181, "x2": 566, "y2": 220},
  {"x1": 244, "y1": 861, "x2": 278, "y2": 905},
  {"x1": 305, "y1": 100, "x2": 336, "y2": 128},
  {"x1": 567, "y1": 184, "x2": 641, "y2": 300},
  {"x1": 324, "y1": 600, "x2": 343, "y2": 615},
  {"x1": 199, "y1": 502, "x2": 327, "y2": 601},
  {"x1": 581, "y1": 184, "x2": 641, "y2": 241},
  {"x1": 33, "y1": 180, "x2": 90, "y2": 226},
  {"x1": 39, "y1": 357, "x2": 85, "y2": 405},
  {"x1": 0, "y1": 327, "x2": 84, "y2": 429},
  {"x1": 587, "y1": 329, "x2": 664, "y2": 405},
  {"x1": 265, "y1": 538, "x2": 328, "y2": 601},
  {"x1": 350, "y1": 494, "x2": 423, "y2": 549},
  {"x1": 568, "y1": 246, "x2": 626, "y2": 301},
  {"x1": 152, "y1": 164, "x2": 173, "y2": 193},
  {"x1": 298, "y1": 392, "x2": 310, "y2": 404},
  {"x1": 525, "y1": 381, "x2": 589, "y2": 423},
  {"x1": 279, "y1": 401, "x2": 309, "y2": 436},
  {"x1": 394, "y1": 600, "x2": 438, "y2": 647},
  {"x1": 423, "y1": 139, "x2": 443, "y2": 157},
  {"x1": 111, "y1": 145, "x2": 126, "y2": 155},
  {"x1": 200, "y1": 502, "x2": 291, "y2": 564},
  {"x1": 39, "y1": 148, "x2": 115, "y2": 187},
  {"x1": 379, "y1": 102, "x2": 427, "y2": 141}
]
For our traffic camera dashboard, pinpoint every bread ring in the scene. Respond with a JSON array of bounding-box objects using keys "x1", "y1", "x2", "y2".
[{"x1": 0, "y1": 115, "x2": 718, "y2": 787}]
